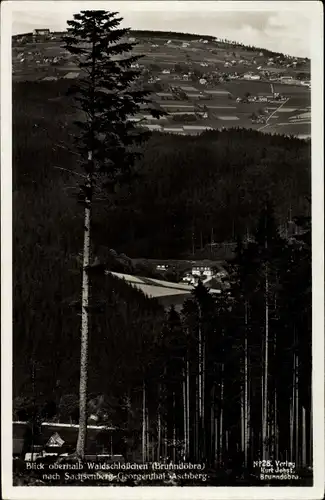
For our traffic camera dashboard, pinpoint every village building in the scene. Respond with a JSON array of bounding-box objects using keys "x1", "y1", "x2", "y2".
[{"x1": 33, "y1": 28, "x2": 51, "y2": 37}]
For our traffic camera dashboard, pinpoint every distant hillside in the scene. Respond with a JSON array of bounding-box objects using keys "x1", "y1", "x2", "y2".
[
  {"x1": 13, "y1": 28, "x2": 310, "y2": 62},
  {"x1": 129, "y1": 30, "x2": 308, "y2": 60}
]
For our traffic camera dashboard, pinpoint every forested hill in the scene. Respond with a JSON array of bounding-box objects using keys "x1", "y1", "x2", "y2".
[{"x1": 93, "y1": 129, "x2": 311, "y2": 258}]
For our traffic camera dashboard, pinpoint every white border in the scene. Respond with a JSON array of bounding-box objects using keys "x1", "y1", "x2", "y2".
[{"x1": 1, "y1": 1, "x2": 324, "y2": 499}]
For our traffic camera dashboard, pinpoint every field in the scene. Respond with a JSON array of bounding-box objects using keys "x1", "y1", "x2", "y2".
[{"x1": 12, "y1": 31, "x2": 311, "y2": 137}]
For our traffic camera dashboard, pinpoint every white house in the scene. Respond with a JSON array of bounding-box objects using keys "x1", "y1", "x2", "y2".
[
  {"x1": 280, "y1": 75, "x2": 293, "y2": 81},
  {"x1": 157, "y1": 264, "x2": 169, "y2": 271},
  {"x1": 192, "y1": 265, "x2": 213, "y2": 277}
]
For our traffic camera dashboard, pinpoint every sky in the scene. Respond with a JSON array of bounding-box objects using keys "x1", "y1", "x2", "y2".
[{"x1": 8, "y1": 1, "x2": 317, "y2": 58}]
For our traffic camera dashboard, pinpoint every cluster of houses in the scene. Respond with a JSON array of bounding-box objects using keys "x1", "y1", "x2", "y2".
[
  {"x1": 13, "y1": 29, "x2": 310, "y2": 91},
  {"x1": 236, "y1": 92, "x2": 286, "y2": 104},
  {"x1": 155, "y1": 260, "x2": 229, "y2": 288},
  {"x1": 13, "y1": 50, "x2": 65, "y2": 67}
]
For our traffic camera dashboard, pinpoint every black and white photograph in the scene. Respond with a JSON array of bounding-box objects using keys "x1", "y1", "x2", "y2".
[{"x1": 1, "y1": 0, "x2": 324, "y2": 498}]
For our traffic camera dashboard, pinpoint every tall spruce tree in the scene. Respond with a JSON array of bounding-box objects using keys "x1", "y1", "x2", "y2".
[{"x1": 63, "y1": 10, "x2": 163, "y2": 459}]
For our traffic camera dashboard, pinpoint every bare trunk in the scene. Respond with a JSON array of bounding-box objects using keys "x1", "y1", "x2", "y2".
[
  {"x1": 157, "y1": 408, "x2": 161, "y2": 461},
  {"x1": 302, "y1": 406, "x2": 306, "y2": 467},
  {"x1": 202, "y1": 317, "x2": 206, "y2": 459},
  {"x1": 241, "y1": 387, "x2": 245, "y2": 453},
  {"x1": 214, "y1": 415, "x2": 218, "y2": 465},
  {"x1": 164, "y1": 421, "x2": 168, "y2": 460},
  {"x1": 76, "y1": 154, "x2": 92, "y2": 460},
  {"x1": 274, "y1": 388, "x2": 278, "y2": 458},
  {"x1": 290, "y1": 353, "x2": 295, "y2": 462},
  {"x1": 183, "y1": 366, "x2": 187, "y2": 459},
  {"x1": 146, "y1": 406, "x2": 150, "y2": 462},
  {"x1": 244, "y1": 301, "x2": 249, "y2": 467},
  {"x1": 262, "y1": 262, "x2": 269, "y2": 460},
  {"x1": 309, "y1": 400, "x2": 313, "y2": 467},
  {"x1": 186, "y1": 359, "x2": 190, "y2": 458},
  {"x1": 195, "y1": 374, "x2": 199, "y2": 461},
  {"x1": 295, "y1": 353, "x2": 299, "y2": 466},
  {"x1": 219, "y1": 363, "x2": 224, "y2": 463},
  {"x1": 142, "y1": 380, "x2": 146, "y2": 463},
  {"x1": 210, "y1": 386, "x2": 214, "y2": 463},
  {"x1": 172, "y1": 392, "x2": 176, "y2": 462},
  {"x1": 197, "y1": 305, "x2": 203, "y2": 461}
]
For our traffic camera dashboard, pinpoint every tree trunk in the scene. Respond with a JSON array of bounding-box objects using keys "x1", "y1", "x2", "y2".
[
  {"x1": 157, "y1": 392, "x2": 161, "y2": 461},
  {"x1": 173, "y1": 392, "x2": 176, "y2": 462},
  {"x1": 75, "y1": 155, "x2": 92, "y2": 460},
  {"x1": 302, "y1": 406, "x2": 306, "y2": 467},
  {"x1": 198, "y1": 307, "x2": 202, "y2": 461},
  {"x1": 146, "y1": 406, "x2": 150, "y2": 462},
  {"x1": 309, "y1": 401, "x2": 313, "y2": 467},
  {"x1": 183, "y1": 366, "x2": 187, "y2": 459},
  {"x1": 295, "y1": 353, "x2": 299, "y2": 466},
  {"x1": 290, "y1": 353, "x2": 295, "y2": 462},
  {"x1": 244, "y1": 301, "x2": 249, "y2": 468},
  {"x1": 241, "y1": 386, "x2": 245, "y2": 454},
  {"x1": 202, "y1": 315, "x2": 206, "y2": 460},
  {"x1": 214, "y1": 415, "x2": 218, "y2": 466},
  {"x1": 195, "y1": 374, "x2": 199, "y2": 461},
  {"x1": 142, "y1": 380, "x2": 146, "y2": 463},
  {"x1": 219, "y1": 363, "x2": 224, "y2": 464},
  {"x1": 186, "y1": 359, "x2": 190, "y2": 458},
  {"x1": 262, "y1": 262, "x2": 269, "y2": 460}
]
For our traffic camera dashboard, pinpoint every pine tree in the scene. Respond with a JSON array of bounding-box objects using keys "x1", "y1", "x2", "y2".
[{"x1": 63, "y1": 9, "x2": 164, "y2": 459}]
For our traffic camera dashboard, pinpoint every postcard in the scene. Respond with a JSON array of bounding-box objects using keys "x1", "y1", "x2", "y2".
[{"x1": 1, "y1": 1, "x2": 324, "y2": 499}]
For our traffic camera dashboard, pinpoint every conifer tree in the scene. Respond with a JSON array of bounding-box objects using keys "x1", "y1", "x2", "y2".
[{"x1": 63, "y1": 9, "x2": 163, "y2": 459}]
